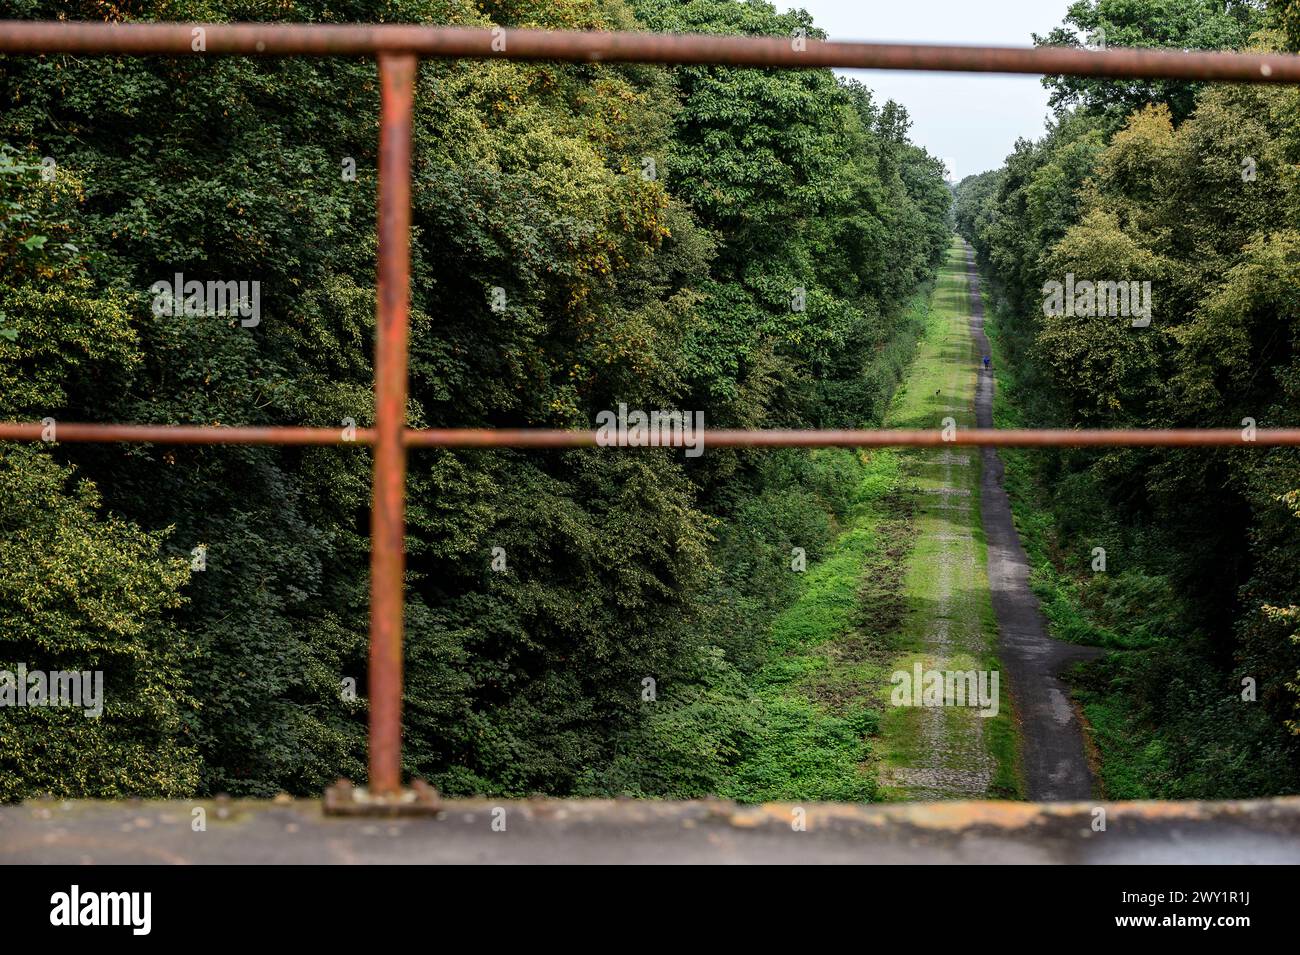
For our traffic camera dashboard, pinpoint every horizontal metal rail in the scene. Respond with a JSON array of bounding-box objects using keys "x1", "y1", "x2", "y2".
[
  {"x1": 0, "y1": 21, "x2": 1299, "y2": 83},
  {"x1": 4, "y1": 423, "x2": 1300, "y2": 448},
  {"x1": 0, "y1": 423, "x2": 376, "y2": 445}
]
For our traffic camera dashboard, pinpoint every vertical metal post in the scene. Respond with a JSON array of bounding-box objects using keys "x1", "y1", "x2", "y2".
[{"x1": 369, "y1": 52, "x2": 417, "y2": 796}]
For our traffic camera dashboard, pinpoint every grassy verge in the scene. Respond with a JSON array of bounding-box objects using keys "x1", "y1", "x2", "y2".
[
  {"x1": 621, "y1": 255, "x2": 1031, "y2": 804},
  {"x1": 876, "y1": 240, "x2": 1019, "y2": 800},
  {"x1": 714, "y1": 284, "x2": 937, "y2": 803},
  {"x1": 723, "y1": 241, "x2": 1020, "y2": 803},
  {"x1": 719, "y1": 449, "x2": 911, "y2": 801}
]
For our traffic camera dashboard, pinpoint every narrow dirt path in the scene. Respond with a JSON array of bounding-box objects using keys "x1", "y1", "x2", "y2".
[{"x1": 963, "y1": 240, "x2": 1103, "y2": 801}]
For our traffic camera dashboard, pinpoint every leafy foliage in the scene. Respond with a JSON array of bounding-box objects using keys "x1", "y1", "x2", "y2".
[
  {"x1": 962, "y1": 2, "x2": 1300, "y2": 796},
  {"x1": 1034, "y1": 0, "x2": 1267, "y2": 123},
  {"x1": 0, "y1": 0, "x2": 948, "y2": 799}
]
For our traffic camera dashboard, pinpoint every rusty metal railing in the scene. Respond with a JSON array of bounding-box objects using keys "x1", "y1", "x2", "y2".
[
  {"x1": 3, "y1": 21, "x2": 1299, "y2": 796},
  {"x1": 4, "y1": 423, "x2": 1300, "y2": 449},
  {"x1": 4, "y1": 22, "x2": 1300, "y2": 81}
]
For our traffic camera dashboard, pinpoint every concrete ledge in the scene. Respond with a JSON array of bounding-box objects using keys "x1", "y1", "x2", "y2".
[{"x1": 3, "y1": 796, "x2": 1300, "y2": 864}]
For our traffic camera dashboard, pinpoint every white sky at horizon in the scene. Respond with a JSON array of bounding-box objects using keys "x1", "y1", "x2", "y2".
[{"x1": 786, "y1": 1, "x2": 1077, "y2": 181}]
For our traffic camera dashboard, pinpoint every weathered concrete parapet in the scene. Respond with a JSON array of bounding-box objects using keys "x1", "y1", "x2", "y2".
[{"x1": 3, "y1": 797, "x2": 1299, "y2": 864}]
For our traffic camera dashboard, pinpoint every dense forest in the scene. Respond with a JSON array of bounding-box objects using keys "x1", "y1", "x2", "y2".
[
  {"x1": 956, "y1": 0, "x2": 1300, "y2": 797},
  {"x1": 0, "y1": 0, "x2": 950, "y2": 799}
]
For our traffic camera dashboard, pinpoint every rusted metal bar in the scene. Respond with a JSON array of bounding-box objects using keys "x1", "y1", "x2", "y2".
[
  {"x1": 367, "y1": 52, "x2": 417, "y2": 797},
  {"x1": 0, "y1": 22, "x2": 1298, "y2": 83},
  {"x1": 0, "y1": 422, "x2": 375, "y2": 444},
  {"x1": 402, "y1": 427, "x2": 1300, "y2": 448},
  {"x1": 4, "y1": 423, "x2": 1300, "y2": 448}
]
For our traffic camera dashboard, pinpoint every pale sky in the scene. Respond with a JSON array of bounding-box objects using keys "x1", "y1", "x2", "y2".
[{"x1": 788, "y1": 0, "x2": 1076, "y2": 180}]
